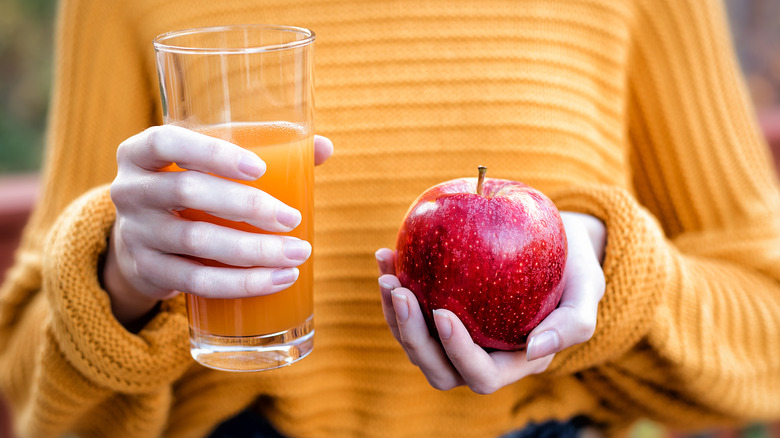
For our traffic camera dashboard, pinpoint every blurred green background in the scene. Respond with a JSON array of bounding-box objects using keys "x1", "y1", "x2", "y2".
[
  {"x1": 0, "y1": 0, "x2": 56, "y2": 174},
  {"x1": 1, "y1": 0, "x2": 780, "y2": 175}
]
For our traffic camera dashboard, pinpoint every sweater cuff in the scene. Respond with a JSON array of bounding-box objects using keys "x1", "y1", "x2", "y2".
[
  {"x1": 43, "y1": 185, "x2": 192, "y2": 393},
  {"x1": 545, "y1": 184, "x2": 673, "y2": 374}
]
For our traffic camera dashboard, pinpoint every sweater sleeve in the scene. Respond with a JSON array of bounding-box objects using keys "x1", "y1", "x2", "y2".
[
  {"x1": 545, "y1": 0, "x2": 780, "y2": 430},
  {"x1": 0, "y1": 0, "x2": 194, "y2": 436},
  {"x1": 44, "y1": 186, "x2": 191, "y2": 394},
  {"x1": 2, "y1": 186, "x2": 192, "y2": 438}
]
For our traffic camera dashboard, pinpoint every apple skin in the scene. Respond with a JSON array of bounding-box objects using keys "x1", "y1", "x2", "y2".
[{"x1": 395, "y1": 176, "x2": 567, "y2": 351}]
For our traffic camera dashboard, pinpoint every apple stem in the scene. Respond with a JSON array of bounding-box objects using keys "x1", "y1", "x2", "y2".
[{"x1": 477, "y1": 166, "x2": 487, "y2": 196}]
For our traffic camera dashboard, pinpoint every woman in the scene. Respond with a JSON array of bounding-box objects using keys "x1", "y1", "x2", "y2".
[{"x1": 1, "y1": 0, "x2": 779, "y2": 437}]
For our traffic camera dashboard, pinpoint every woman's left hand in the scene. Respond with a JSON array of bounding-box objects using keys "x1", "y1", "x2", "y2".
[{"x1": 375, "y1": 211, "x2": 606, "y2": 394}]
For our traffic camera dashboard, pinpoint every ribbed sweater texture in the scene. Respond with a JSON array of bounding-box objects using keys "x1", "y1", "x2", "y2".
[{"x1": 2, "y1": 0, "x2": 780, "y2": 437}]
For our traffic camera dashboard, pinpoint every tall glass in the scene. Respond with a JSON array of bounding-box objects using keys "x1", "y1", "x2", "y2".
[{"x1": 153, "y1": 25, "x2": 315, "y2": 372}]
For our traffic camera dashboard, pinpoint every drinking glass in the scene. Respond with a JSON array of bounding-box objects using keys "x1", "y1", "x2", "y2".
[{"x1": 154, "y1": 24, "x2": 315, "y2": 372}]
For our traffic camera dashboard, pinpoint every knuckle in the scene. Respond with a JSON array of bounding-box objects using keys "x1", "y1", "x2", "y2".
[
  {"x1": 427, "y1": 375, "x2": 457, "y2": 392},
  {"x1": 133, "y1": 255, "x2": 157, "y2": 282},
  {"x1": 147, "y1": 124, "x2": 166, "y2": 142},
  {"x1": 529, "y1": 356, "x2": 555, "y2": 376},
  {"x1": 468, "y1": 378, "x2": 500, "y2": 395},
  {"x1": 444, "y1": 348, "x2": 466, "y2": 365},
  {"x1": 586, "y1": 262, "x2": 606, "y2": 290},
  {"x1": 244, "y1": 189, "x2": 262, "y2": 217},
  {"x1": 184, "y1": 268, "x2": 210, "y2": 296},
  {"x1": 573, "y1": 313, "x2": 597, "y2": 344},
  {"x1": 400, "y1": 334, "x2": 430, "y2": 358},
  {"x1": 146, "y1": 126, "x2": 163, "y2": 153},
  {"x1": 170, "y1": 172, "x2": 199, "y2": 204},
  {"x1": 147, "y1": 125, "x2": 176, "y2": 159},
  {"x1": 239, "y1": 271, "x2": 255, "y2": 296},
  {"x1": 115, "y1": 140, "x2": 131, "y2": 163},
  {"x1": 109, "y1": 180, "x2": 131, "y2": 205},
  {"x1": 402, "y1": 338, "x2": 424, "y2": 359},
  {"x1": 114, "y1": 218, "x2": 134, "y2": 241},
  {"x1": 117, "y1": 129, "x2": 149, "y2": 161},
  {"x1": 246, "y1": 190, "x2": 276, "y2": 224},
  {"x1": 242, "y1": 269, "x2": 270, "y2": 296},
  {"x1": 251, "y1": 238, "x2": 273, "y2": 263},
  {"x1": 178, "y1": 224, "x2": 206, "y2": 256},
  {"x1": 205, "y1": 139, "x2": 222, "y2": 162},
  {"x1": 594, "y1": 271, "x2": 606, "y2": 299}
]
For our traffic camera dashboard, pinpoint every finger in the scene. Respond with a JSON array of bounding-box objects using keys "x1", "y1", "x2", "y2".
[
  {"x1": 138, "y1": 170, "x2": 301, "y2": 232},
  {"x1": 490, "y1": 350, "x2": 556, "y2": 384},
  {"x1": 378, "y1": 274, "x2": 403, "y2": 341},
  {"x1": 391, "y1": 289, "x2": 465, "y2": 390},
  {"x1": 375, "y1": 248, "x2": 396, "y2": 275},
  {"x1": 314, "y1": 135, "x2": 334, "y2": 166},
  {"x1": 434, "y1": 309, "x2": 555, "y2": 394},
  {"x1": 118, "y1": 125, "x2": 266, "y2": 180},
  {"x1": 146, "y1": 216, "x2": 311, "y2": 268},
  {"x1": 526, "y1": 218, "x2": 605, "y2": 361},
  {"x1": 525, "y1": 280, "x2": 601, "y2": 361},
  {"x1": 433, "y1": 309, "x2": 502, "y2": 394},
  {"x1": 134, "y1": 249, "x2": 300, "y2": 299}
]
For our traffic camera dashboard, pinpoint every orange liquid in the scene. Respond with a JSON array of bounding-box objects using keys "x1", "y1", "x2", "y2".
[{"x1": 165, "y1": 122, "x2": 314, "y2": 337}]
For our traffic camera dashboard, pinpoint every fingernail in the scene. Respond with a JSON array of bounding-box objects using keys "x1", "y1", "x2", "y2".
[
  {"x1": 527, "y1": 330, "x2": 560, "y2": 361},
  {"x1": 433, "y1": 309, "x2": 452, "y2": 340},
  {"x1": 237, "y1": 153, "x2": 265, "y2": 178},
  {"x1": 283, "y1": 239, "x2": 311, "y2": 261},
  {"x1": 375, "y1": 249, "x2": 386, "y2": 263},
  {"x1": 378, "y1": 279, "x2": 394, "y2": 291},
  {"x1": 272, "y1": 267, "x2": 299, "y2": 285},
  {"x1": 276, "y1": 206, "x2": 302, "y2": 229},
  {"x1": 391, "y1": 292, "x2": 409, "y2": 322}
]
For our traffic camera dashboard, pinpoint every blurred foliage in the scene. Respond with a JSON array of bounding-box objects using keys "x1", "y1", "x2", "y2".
[
  {"x1": 0, "y1": 0, "x2": 778, "y2": 175},
  {"x1": 0, "y1": 0, "x2": 56, "y2": 174}
]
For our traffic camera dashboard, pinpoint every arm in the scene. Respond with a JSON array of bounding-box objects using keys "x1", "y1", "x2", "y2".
[
  {"x1": 0, "y1": 1, "x2": 191, "y2": 436},
  {"x1": 0, "y1": 1, "x2": 335, "y2": 435},
  {"x1": 375, "y1": 0, "x2": 780, "y2": 429},
  {"x1": 554, "y1": 0, "x2": 780, "y2": 428}
]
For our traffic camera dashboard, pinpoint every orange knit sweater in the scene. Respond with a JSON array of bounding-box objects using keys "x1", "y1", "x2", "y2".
[{"x1": 2, "y1": 0, "x2": 780, "y2": 437}]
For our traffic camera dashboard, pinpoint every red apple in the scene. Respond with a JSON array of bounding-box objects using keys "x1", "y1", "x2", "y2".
[{"x1": 395, "y1": 167, "x2": 567, "y2": 351}]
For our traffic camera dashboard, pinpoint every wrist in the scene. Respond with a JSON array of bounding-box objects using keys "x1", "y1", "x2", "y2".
[{"x1": 101, "y1": 227, "x2": 161, "y2": 331}]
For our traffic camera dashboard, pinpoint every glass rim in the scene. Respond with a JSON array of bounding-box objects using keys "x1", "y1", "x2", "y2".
[{"x1": 153, "y1": 24, "x2": 316, "y2": 55}]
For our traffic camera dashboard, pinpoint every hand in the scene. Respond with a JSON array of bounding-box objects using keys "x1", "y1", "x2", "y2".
[
  {"x1": 103, "y1": 125, "x2": 334, "y2": 327},
  {"x1": 375, "y1": 211, "x2": 605, "y2": 394}
]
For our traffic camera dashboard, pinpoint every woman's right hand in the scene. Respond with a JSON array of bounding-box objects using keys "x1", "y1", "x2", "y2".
[{"x1": 103, "y1": 125, "x2": 333, "y2": 327}]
